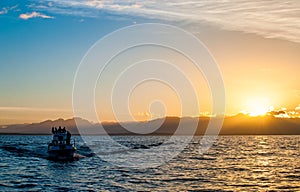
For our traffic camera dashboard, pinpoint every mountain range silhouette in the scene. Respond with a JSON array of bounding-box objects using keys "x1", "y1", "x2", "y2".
[{"x1": 1, "y1": 114, "x2": 300, "y2": 135}]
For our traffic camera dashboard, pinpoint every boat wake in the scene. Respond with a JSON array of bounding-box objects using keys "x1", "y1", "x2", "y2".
[
  {"x1": 0, "y1": 144, "x2": 94, "y2": 161},
  {"x1": 0, "y1": 145, "x2": 47, "y2": 159}
]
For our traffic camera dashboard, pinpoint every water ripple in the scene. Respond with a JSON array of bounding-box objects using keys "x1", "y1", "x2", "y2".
[{"x1": 0, "y1": 135, "x2": 299, "y2": 191}]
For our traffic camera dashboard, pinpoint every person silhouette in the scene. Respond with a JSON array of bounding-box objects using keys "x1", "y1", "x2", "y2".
[{"x1": 66, "y1": 131, "x2": 71, "y2": 144}]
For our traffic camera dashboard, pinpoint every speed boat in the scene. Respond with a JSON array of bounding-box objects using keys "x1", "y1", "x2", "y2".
[{"x1": 48, "y1": 127, "x2": 76, "y2": 160}]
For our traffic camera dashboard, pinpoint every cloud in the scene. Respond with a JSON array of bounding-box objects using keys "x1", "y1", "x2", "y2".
[
  {"x1": 0, "y1": 5, "x2": 19, "y2": 15},
  {"x1": 19, "y1": 11, "x2": 54, "y2": 20},
  {"x1": 0, "y1": 8, "x2": 8, "y2": 15},
  {"x1": 266, "y1": 104, "x2": 300, "y2": 118},
  {"x1": 134, "y1": 111, "x2": 151, "y2": 118},
  {"x1": 35, "y1": 0, "x2": 300, "y2": 43},
  {"x1": 0, "y1": 107, "x2": 69, "y2": 112}
]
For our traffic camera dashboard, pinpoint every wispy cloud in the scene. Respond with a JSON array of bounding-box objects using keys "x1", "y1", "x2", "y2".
[
  {"x1": 19, "y1": 11, "x2": 54, "y2": 20},
  {"x1": 0, "y1": 5, "x2": 18, "y2": 15},
  {"x1": 32, "y1": 0, "x2": 300, "y2": 43},
  {"x1": 0, "y1": 7, "x2": 8, "y2": 15},
  {"x1": 0, "y1": 107, "x2": 69, "y2": 112}
]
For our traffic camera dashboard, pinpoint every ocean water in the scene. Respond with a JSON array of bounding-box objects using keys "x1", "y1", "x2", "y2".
[{"x1": 0, "y1": 135, "x2": 299, "y2": 191}]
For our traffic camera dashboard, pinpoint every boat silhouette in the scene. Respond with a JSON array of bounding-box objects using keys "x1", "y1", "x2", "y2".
[{"x1": 47, "y1": 127, "x2": 76, "y2": 160}]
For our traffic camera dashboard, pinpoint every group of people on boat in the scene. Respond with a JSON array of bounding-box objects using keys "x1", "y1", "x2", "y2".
[
  {"x1": 51, "y1": 126, "x2": 67, "y2": 134},
  {"x1": 51, "y1": 126, "x2": 72, "y2": 145}
]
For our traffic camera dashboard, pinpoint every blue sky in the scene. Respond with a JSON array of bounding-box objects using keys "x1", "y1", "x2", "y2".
[
  {"x1": 0, "y1": 0, "x2": 157, "y2": 124},
  {"x1": 1, "y1": 0, "x2": 300, "y2": 124}
]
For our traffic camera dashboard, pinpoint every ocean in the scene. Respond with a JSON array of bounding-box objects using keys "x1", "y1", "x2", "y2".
[{"x1": 0, "y1": 135, "x2": 299, "y2": 191}]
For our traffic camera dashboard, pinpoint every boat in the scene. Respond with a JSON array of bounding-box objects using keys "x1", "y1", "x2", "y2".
[{"x1": 47, "y1": 127, "x2": 76, "y2": 160}]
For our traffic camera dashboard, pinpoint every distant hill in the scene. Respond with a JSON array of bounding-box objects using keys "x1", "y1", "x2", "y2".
[
  {"x1": 221, "y1": 114, "x2": 300, "y2": 135},
  {"x1": 1, "y1": 114, "x2": 300, "y2": 135},
  {"x1": 0, "y1": 117, "x2": 92, "y2": 135}
]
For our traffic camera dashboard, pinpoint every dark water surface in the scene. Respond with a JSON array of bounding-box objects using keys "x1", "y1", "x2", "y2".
[{"x1": 0, "y1": 135, "x2": 299, "y2": 191}]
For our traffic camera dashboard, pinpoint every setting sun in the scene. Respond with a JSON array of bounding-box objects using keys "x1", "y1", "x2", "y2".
[{"x1": 244, "y1": 98, "x2": 270, "y2": 116}]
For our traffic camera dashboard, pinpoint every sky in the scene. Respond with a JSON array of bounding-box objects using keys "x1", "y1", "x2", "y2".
[{"x1": 0, "y1": 0, "x2": 300, "y2": 124}]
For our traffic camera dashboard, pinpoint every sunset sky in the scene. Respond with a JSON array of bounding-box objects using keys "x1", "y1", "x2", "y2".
[{"x1": 0, "y1": 0, "x2": 300, "y2": 124}]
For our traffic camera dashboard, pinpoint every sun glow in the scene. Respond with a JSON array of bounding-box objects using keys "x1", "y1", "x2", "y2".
[{"x1": 244, "y1": 97, "x2": 270, "y2": 116}]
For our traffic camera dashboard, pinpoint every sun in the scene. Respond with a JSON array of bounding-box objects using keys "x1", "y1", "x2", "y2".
[{"x1": 244, "y1": 97, "x2": 270, "y2": 116}]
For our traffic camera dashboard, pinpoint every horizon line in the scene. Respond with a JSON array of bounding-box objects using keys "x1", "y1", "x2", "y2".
[{"x1": 2, "y1": 113, "x2": 299, "y2": 127}]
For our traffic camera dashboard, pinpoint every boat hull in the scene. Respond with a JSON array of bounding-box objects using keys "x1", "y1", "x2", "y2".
[{"x1": 48, "y1": 144, "x2": 76, "y2": 160}]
